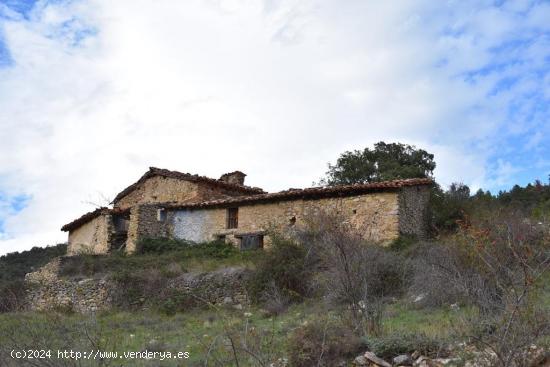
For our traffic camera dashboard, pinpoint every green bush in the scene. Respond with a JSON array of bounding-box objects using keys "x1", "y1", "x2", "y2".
[
  {"x1": 110, "y1": 268, "x2": 167, "y2": 307},
  {"x1": 138, "y1": 238, "x2": 237, "y2": 259},
  {"x1": 0, "y1": 280, "x2": 26, "y2": 312},
  {"x1": 159, "y1": 298, "x2": 178, "y2": 316},
  {"x1": 137, "y1": 237, "x2": 192, "y2": 254},
  {"x1": 247, "y1": 236, "x2": 313, "y2": 303},
  {"x1": 183, "y1": 240, "x2": 238, "y2": 259},
  {"x1": 365, "y1": 332, "x2": 446, "y2": 359},
  {"x1": 389, "y1": 234, "x2": 418, "y2": 253},
  {"x1": 288, "y1": 317, "x2": 364, "y2": 367},
  {"x1": 157, "y1": 290, "x2": 201, "y2": 315}
]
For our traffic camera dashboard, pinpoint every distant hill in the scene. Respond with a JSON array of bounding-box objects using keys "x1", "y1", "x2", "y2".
[{"x1": 0, "y1": 244, "x2": 67, "y2": 283}]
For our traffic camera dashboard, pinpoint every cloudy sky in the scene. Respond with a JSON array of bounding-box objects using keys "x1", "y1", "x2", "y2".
[{"x1": 0, "y1": 0, "x2": 549, "y2": 254}]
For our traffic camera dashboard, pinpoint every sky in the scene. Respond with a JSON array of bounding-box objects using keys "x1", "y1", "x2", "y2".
[{"x1": 0, "y1": 0, "x2": 549, "y2": 255}]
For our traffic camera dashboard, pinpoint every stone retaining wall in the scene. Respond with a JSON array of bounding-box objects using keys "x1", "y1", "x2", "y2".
[
  {"x1": 166, "y1": 267, "x2": 251, "y2": 307},
  {"x1": 24, "y1": 258, "x2": 251, "y2": 313},
  {"x1": 25, "y1": 258, "x2": 113, "y2": 313}
]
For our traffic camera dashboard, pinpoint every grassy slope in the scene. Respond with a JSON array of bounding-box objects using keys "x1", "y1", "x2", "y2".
[
  {"x1": 58, "y1": 240, "x2": 262, "y2": 279},
  {"x1": 0, "y1": 240, "x2": 547, "y2": 366},
  {"x1": 0, "y1": 301, "x2": 464, "y2": 367}
]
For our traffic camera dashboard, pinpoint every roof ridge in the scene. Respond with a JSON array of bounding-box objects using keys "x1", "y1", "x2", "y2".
[
  {"x1": 111, "y1": 167, "x2": 265, "y2": 203},
  {"x1": 163, "y1": 177, "x2": 433, "y2": 210}
]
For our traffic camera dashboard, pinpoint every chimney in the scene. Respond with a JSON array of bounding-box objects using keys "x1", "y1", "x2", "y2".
[{"x1": 220, "y1": 171, "x2": 246, "y2": 185}]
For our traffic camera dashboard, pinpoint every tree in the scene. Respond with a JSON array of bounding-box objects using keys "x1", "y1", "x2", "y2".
[
  {"x1": 320, "y1": 142, "x2": 435, "y2": 185},
  {"x1": 430, "y1": 182, "x2": 471, "y2": 233}
]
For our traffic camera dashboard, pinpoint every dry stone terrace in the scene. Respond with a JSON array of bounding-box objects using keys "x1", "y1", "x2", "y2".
[{"x1": 60, "y1": 167, "x2": 432, "y2": 255}]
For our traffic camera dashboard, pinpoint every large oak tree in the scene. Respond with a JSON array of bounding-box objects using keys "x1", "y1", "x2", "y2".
[{"x1": 320, "y1": 142, "x2": 436, "y2": 185}]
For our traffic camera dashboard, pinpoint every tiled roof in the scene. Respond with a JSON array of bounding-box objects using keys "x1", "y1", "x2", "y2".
[
  {"x1": 61, "y1": 207, "x2": 129, "y2": 232},
  {"x1": 164, "y1": 178, "x2": 433, "y2": 210},
  {"x1": 62, "y1": 177, "x2": 432, "y2": 232},
  {"x1": 112, "y1": 167, "x2": 265, "y2": 203}
]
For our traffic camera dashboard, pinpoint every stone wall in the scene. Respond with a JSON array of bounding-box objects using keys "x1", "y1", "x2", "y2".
[
  {"x1": 166, "y1": 267, "x2": 250, "y2": 307},
  {"x1": 114, "y1": 176, "x2": 256, "y2": 211},
  {"x1": 126, "y1": 204, "x2": 173, "y2": 253},
  {"x1": 114, "y1": 176, "x2": 202, "y2": 210},
  {"x1": 67, "y1": 214, "x2": 112, "y2": 255},
  {"x1": 25, "y1": 258, "x2": 113, "y2": 313},
  {"x1": 398, "y1": 185, "x2": 431, "y2": 239},
  {"x1": 24, "y1": 259, "x2": 250, "y2": 313},
  {"x1": 170, "y1": 191, "x2": 401, "y2": 247}
]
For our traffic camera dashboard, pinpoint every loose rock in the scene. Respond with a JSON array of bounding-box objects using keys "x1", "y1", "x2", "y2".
[
  {"x1": 393, "y1": 354, "x2": 412, "y2": 366},
  {"x1": 363, "y1": 351, "x2": 391, "y2": 367}
]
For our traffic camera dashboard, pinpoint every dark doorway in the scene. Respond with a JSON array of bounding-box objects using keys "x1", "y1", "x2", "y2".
[
  {"x1": 240, "y1": 234, "x2": 264, "y2": 250},
  {"x1": 111, "y1": 213, "x2": 130, "y2": 251}
]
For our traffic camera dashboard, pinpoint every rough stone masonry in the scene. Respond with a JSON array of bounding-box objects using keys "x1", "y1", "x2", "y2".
[{"x1": 60, "y1": 167, "x2": 432, "y2": 254}]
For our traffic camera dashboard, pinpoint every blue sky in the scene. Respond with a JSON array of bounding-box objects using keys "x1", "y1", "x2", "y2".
[
  {"x1": 0, "y1": 0, "x2": 549, "y2": 254},
  {"x1": 0, "y1": 192, "x2": 30, "y2": 239}
]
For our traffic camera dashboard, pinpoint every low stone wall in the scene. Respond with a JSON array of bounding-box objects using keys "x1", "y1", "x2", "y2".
[
  {"x1": 25, "y1": 258, "x2": 113, "y2": 313},
  {"x1": 25, "y1": 277, "x2": 113, "y2": 313},
  {"x1": 25, "y1": 259, "x2": 251, "y2": 313},
  {"x1": 166, "y1": 267, "x2": 251, "y2": 307}
]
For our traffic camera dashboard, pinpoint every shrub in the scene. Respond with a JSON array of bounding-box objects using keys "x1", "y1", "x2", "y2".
[
  {"x1": 0, "y1": 280, "x2": 25, "y2": 312},
  {"x1": 288, "y1": 316, "x2": 365, "y2": 367},
  {"x1": 260, "y1": 281, "x2": 292, "y2": 316},
  {"x1": 111, "y1": 268, "x2": 167, "y2": 307},
  {"x1": 138, "y1": 237, "x2": 238, "y2": 259},
  {"x1": 247, "y1": 236, "x2": 314, "y2": 304},
  {"x1": 296, "y1": 212, "x2": 409, "y2": 335},
  {"x1": 137, "y1": 237, "x2": 192, "y2": 254},
  {"x1": 413, "y1": 211, "x2": 550, "y2": 366},
  {"x1": 184, "y1": 240, "x2": 238, "y2": 259},
  {"x1": 409, "y1": 242, "x2": 465, "y2": 307},
  {"x1": 157, "y1": 290, "x2": 200, "y2": 315},
  {"x1": 389, "y1": 234, "x2": 418, "y2": 253}
]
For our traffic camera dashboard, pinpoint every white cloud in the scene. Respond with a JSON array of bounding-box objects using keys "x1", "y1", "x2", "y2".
[{"x1": 0, "y1": 0, "x2": 548, "y2": 254}]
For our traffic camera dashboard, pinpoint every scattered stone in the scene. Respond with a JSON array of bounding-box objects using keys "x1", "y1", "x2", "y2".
[
  {"x1": 393, "y1": 354, "x2": 412, "y2": 366},
  {"x1": 413, "y1": 356, "x2": 429, "y2": 367},
  {"x1": 268, "y1": 357, "x2": 288, "y2": 367},
  {"x1": 413, "y1": 293, "x2": 426, "y2": 303},
  {"x1": 433, "y1": 358, "x2": 462, "y2": 365},
  {"x1": 354, "y1": 355, "x2": 367, "y2": 366},
  {"x1": 363, "y1": 351, "x2": 391, "y2": 367}
]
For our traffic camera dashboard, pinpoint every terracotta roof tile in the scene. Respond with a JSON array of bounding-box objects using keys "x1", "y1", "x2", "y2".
[
  {"x1": 163, "y1": 178, "x2": 433, "y2": 210},
  {"x1": 61, "y1": 207, "x2": 129, "y2": 232}
]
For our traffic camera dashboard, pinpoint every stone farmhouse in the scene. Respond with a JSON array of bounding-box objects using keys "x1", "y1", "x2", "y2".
[{"x1": 61, "y1": 167, "x2": 432, "y2": 255}]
